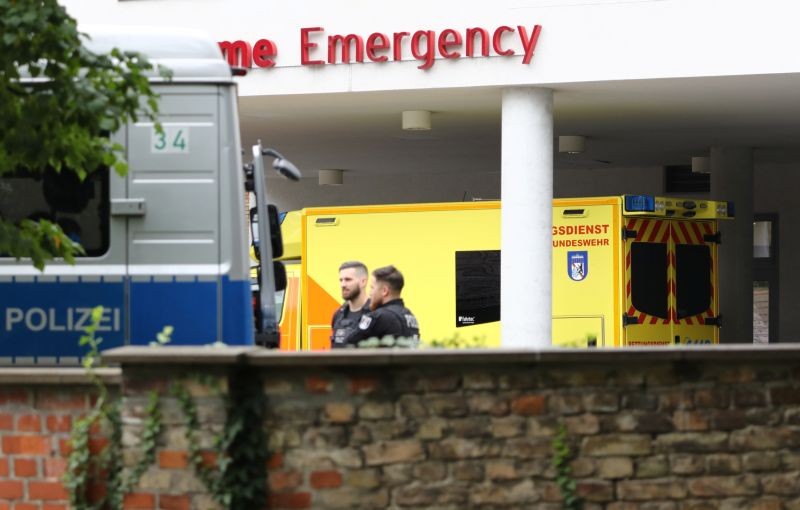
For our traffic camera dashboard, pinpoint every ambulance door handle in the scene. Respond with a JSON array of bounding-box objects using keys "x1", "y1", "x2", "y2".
[
  {"x1": 703, "y1": 232, "x2": 722, "y2": 244},
  {"x1": 111, "y1": 198, "x2": 147, "y2": 217},
  {"x1": 622, "y1": 229, "x2": 637, "y2": 240},
  {"x1": 623, "y1": 315, "x2": 639, "y2": 326}
]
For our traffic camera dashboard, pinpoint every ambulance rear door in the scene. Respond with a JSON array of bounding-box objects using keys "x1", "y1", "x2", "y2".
[
  {"x1": 671, "y1": 219, "x2": 719, "y2": 345},
  {"x1": 623, "y1": 218, "x2": 673, "y2": 346}
]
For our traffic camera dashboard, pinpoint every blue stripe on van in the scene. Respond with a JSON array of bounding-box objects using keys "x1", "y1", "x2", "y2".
[
  {"x1": 221, "y1": 276, "x2": 254, "y2": 345},
  {"x1": 129, "y1": 276, "x2": 253, "y2": 346},
  {"x1": 130, "y1": 277, "x2": 218, "y2": 346},
  {"x1": 0, "y1": 274, "x2": 254, "y2": 363}
]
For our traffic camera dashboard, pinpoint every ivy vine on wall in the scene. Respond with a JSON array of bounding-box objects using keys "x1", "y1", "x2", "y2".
[
  {"x1": 64, "y1": 306, "x2": 269, "y2": 509},
  {"x1": 552, "y1": 423, "x2": 584, "y2": 510}
]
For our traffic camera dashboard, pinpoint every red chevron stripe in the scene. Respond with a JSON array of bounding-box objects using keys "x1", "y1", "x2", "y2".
[
  {"x1": 678, "y1": 221, "x2": 692, "y2": 245},
  {"x1": 637, "y1": 219, "x2": 650, "y2": 241},
  {"x1": 660, "y1": 223, "x2": 671, "y2": 244},
  {"x1": 691, "y1": 222, "x2": 704, "y2": 245},
  {"x1": 645, "y1": 220, "x2": 662, "y2": 243}
]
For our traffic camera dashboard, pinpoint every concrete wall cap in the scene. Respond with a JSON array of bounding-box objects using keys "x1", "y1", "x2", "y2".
[
  {"x1": 0, "y1": 367, "x2": 121, "y2": 385},
  {"x1": 101, "y1": 346, "x2": 260, "y2": 365},
  {"x1": 246, "y1": 344, "x2": 800, "y2": 366},
  {"x1": 98, "y1": 344, "x2": 800, "y2": 368}
]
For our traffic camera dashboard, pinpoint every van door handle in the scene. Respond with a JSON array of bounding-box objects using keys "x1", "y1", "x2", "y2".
[{"x1": 110, "y1": 198, "x2": 146, "y2": 217}]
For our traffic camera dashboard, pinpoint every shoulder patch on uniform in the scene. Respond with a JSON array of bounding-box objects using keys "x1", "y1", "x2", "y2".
[{"x1": 358, "y1": 315, "x2": 372, "y2": 330}]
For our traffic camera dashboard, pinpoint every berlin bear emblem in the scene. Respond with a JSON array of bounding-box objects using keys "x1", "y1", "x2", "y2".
[{"x1": 567, "y1": 251, "x2": 588, "y2": 281}]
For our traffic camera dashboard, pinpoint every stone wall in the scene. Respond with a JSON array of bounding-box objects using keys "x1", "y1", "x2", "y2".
[
  {"x1": 2, "y1": 347, "x2": 800, "y2": 509},
  {"x1": 250, "y1": 349, "x2": 800, "y2": 510}
]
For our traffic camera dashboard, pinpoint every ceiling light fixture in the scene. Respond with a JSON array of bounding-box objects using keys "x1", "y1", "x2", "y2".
[
  {"x1": 691, "y1": 156, "x2": 710, "y2": 173},
  {"x1": 319, "y1": 169, "x2": 344, "y2": 186},
  {"x1": 558, "y1": 135, "x2": 585, "y2": 154},
  {"x1": 402, "y1": 110, "x2": 431, "y2": 131}
]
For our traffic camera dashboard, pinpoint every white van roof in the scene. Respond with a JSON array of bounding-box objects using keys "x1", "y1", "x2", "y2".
[{"x1": 82, "y1": 25, "x2": 233, "y2": 82}]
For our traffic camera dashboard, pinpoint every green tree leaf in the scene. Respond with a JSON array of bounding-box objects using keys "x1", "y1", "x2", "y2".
[{"x1": 0, "y1": 0, "x2": 163, "y2": 269}]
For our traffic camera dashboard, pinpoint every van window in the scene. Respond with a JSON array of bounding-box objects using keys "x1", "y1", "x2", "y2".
[
  {"x1": 675, "y1": 244, "x2": 711, "y2": 319},
  {"x1": 630, "y1": 242, "x2": 668, "y2": 319},
  {"x1": 0, "y1": 168, "x2": 109, "y2": 257},
  {"x1": 455, "y1": 250, "x2": 500, "y2": 327}
]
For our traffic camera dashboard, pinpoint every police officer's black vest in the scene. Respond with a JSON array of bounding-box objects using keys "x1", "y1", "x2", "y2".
[
  {"x1": 331, "y1": 300, "x2": 369, "y2": 347},
  {"x1": 379, "y1": 300, "x2": 420, "y2": 339}
]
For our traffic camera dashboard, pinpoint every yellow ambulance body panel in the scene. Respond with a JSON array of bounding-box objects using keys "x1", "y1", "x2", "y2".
[
  {"x1": 300, "y1": 203, "x2": 501, "y2": 350},
  {"x1": 277, "y1": 261, "x2": 301, "y2": 351},
  {"x1": 278, "y1": 211, "x2": 302, "y2": 261},
  {"x1": 552, "y1": 197, "x2": 621, "y2": 347},
  {"x1": 278, "y1": 195, "x2": 731, "y2": 349},
  {"x1": 276, "y1": 212, "x2": 303, "y2": 350}
]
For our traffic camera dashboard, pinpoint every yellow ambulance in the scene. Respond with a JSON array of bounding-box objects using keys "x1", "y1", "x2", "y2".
[{"x1": 275, "y1": 195, "x2": 733, "y2": 350}]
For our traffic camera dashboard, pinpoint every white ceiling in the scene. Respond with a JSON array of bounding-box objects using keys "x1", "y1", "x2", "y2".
[{"x1": 238, "y1": 72, "x2": 800, "y2": 179}]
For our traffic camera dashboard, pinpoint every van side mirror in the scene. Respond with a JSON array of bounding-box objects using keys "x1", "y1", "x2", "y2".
[
  {"x1": 273, "y1": 261, "x2": 286, "y2": 292},
  {"x1": 267, "y1": 204, "x2": 283, "y2": 259},
  {"x1": 261, "y1": 148, "x2": 302, "y2": 181},
  {"x1": 250, "y1": 205, "x2": 283, "y2": 260}
]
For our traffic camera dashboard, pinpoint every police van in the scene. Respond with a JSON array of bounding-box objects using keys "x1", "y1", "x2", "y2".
[
  {"x1": 278, "y1": 196, "x2": 733, "y2": 350},
  {"x1": 1, "y1": 27, "x2": 292, "y2": 364}
]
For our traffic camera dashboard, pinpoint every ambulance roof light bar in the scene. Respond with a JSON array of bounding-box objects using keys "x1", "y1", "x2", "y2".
[{"x1": 624, "y1": 195, "x2": 655, "y2": 213}]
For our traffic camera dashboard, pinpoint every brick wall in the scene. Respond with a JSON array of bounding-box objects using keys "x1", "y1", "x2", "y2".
[
  {"x1": 0, "y1": 370, "x2": 119, "y2": 510},
  {"x1": 3, "y1": 347, "x2": 800, "y2": 509}
]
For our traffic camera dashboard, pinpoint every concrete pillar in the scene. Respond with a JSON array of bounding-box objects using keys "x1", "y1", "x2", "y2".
[
  {"x1": 500, "y1": 87, "x2": 553, "y2": 348},
  {"x1": 710, "y1": 147, "x2": 753, "y2": 343}
]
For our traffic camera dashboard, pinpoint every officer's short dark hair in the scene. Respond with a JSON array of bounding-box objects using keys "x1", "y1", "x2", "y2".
[
  {"x1": 339, "y1": 260, "x2": 368, "y2": 276},
  {"x1": 372, "y1": 265, "x2": 404, "y2": 293}
]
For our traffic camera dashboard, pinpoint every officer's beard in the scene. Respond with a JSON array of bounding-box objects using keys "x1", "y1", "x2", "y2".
[{"x1": 343, "y1": 286, "x2": 360, "y2": 301}]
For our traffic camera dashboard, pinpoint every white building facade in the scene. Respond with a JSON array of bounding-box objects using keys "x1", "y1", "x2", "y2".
[{"x1": 62, "y1": 0, "x2": 800, "y2": 344}]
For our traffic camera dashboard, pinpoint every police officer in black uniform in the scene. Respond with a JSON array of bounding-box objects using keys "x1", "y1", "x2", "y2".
[
  {"x1": 330, "y1": 261, "x2": 370, "y2": 348},
  {"x1": 346, "y1": 265, "x2": 420, "y2": 347}
]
